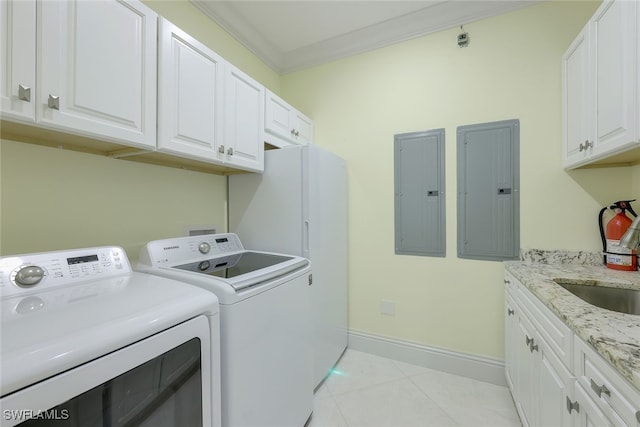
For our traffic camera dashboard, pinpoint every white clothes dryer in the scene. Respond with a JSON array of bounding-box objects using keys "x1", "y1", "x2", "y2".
[
  {"x1": 0, "y1": 246, "x2": 221, "y2": 427},
  {"x1": 137, "y1": 233, "x2": 313, "y2": 427}
]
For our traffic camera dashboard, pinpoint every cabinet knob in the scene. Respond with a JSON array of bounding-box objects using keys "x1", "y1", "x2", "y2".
[
  {"x1": 227, "y1": 147, "x2": 234, "y2": 156},
  {"x1": 18, "y1": 84, "x2": 31, "y2": 102},
  {"x1": 507, "y1": 308, "x2": 515, "y2": 316},
  {"x1": 218, "y1": 145, "x2": 225, "y2": 154},
  {"x1": 294, "y1": 130, "x2": 300, "y2": 137},
  {"x1": 566, "y1": 396, "x2": 580, "y2": 414},
  {"x1": 504, "y1": 279, "x2": 511, "y2": 284},
  {"x1": 530, "y1": 342, "x2": 538, "y2": 352},
  {"x1": 48, "y1": 94, "x2": 60, "y2": 110},
  {"x1": 525, "y1": 336, "x2": 533, "y2": 346},
  {"x1": 579, "y1": 140, "x2": 593, "y2": 152}
]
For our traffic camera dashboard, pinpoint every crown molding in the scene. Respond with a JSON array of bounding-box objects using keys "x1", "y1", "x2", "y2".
[{"x1": 191, "y1": 1, "x2": 538, "y2": 75}]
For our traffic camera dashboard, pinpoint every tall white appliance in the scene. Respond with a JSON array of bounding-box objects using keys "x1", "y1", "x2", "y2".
[{"x1": 229, "y1": 144, "x2": 347, "y2": 389}]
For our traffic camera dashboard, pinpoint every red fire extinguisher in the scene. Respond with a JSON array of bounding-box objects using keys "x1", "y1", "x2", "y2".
[{"x1": 598, "y1": 200, "x2": 638, "y2": 271}]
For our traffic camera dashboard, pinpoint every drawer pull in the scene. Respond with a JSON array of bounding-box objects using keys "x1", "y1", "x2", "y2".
[
  {"x1": 507, "y1": 308, "x2": 514, "y2": 316},
  {"x1": 590, "y1": 379, "x2": 611, "y2": 398},
  {"x1": 525, "y1": 336, "x2": 533, "y2": 347},
  {"x1": 566, "y1": 396, "x2": 580, "y2": 414},
  {"x1": 636, "y1": 410, "x2": 639, "y2": 423}
]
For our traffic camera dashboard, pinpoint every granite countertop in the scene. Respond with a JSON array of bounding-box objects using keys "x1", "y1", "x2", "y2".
[{"x1": 504, "y1": 250, "x2": 640, "y2": 393}]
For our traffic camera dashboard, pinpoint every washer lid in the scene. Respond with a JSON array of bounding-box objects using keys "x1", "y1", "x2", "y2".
[
  {"x1": 0, "y1": 272, "x2": 218, "y2": 397},
  {"x1": 172, "y1": 251, "x2": 308, "y2": 291}
]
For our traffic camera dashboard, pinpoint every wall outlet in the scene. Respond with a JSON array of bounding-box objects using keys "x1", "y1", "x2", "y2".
[{"x1": 380, "y1": 300, "x2": 395, "y2": 316}]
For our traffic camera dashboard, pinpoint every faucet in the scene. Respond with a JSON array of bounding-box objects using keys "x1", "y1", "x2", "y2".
[{"x1": 620, "y1": 215, "x2": 640, "y2": 249}]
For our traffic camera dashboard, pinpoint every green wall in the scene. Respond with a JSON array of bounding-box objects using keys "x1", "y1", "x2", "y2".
[
  {"x1": 281, "y1": 0, "x2": 635, "y2": 359},
  {"x1": 0, "y1": 140, "x2": 227, "y2": 260}
]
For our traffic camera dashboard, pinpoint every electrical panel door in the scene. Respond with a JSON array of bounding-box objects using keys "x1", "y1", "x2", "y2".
[
  {"x1": 394, "y1": 129, "x2": 446, "y2": 257},
  {"x1": 457, "y1": 120, "x2": 520, "y2": 261}
]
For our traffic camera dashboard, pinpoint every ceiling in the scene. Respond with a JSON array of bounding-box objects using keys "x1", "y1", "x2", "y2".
[{"x1": 191, "y1": 0, "x2": 539, "y2": 74}]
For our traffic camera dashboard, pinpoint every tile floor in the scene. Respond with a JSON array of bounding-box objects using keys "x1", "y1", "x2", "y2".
[{"x1": 309, "y1": 349, "x2": 522, "y2": 427}]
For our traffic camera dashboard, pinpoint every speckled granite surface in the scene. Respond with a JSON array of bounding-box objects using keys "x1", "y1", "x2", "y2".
[
  {"x1": 505, "y1": 253, "x2": 640, "y2": 393},
  {"x1": 519, "y1": 248, "x2": 605, "y2": 266}
]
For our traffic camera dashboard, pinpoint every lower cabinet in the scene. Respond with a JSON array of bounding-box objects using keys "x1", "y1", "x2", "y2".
[
  {"x1": 508, "y1": 287, "x2": 572, "y2": 426},
  {"x1": 504, "y1": 271, "x2": 640, "y2": 427}
]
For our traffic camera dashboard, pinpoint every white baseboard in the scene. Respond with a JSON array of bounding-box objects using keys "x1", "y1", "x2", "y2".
[{"x1": 347, "y1": 329, "x2": 507, "y2": 387}]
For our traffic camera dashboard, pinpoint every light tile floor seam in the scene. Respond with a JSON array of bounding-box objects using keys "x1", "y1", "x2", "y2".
[{"x1": 310, "y1": 349, "x2": 522, "y2": 427}]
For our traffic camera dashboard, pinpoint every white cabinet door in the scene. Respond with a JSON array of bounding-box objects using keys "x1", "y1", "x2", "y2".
[
  {"x1": 562, "y1": 25, "x2": 591, "y2": 168},
  {"x1": 515, "y1": 314, "x2": 536, "y2": 427},
  {"x1": 265, "y1": 89, "x2": 296, "y2": 141},
  {"x1": 507, "y1": 276, "x2": 575, "y2": 427},
  {"x1": 504, "y1": 291, "x2": 518, "y2": 391},
  {"x1": 0, "y1": 0, "x2": 36, "y2": 122},
  {"x1": 38, "y1": 0, "x2": 157, "y2": 149},
  {"x1": 265, "y1": 88, "x2": 313, "y2": 146},
  {"x1": 537, "y1": 338, "x2": 573, "y2": 427},
  {"x1": 223, "y1": 63, "x2": 264, "y2": 172},
  {"x1": 562, "y1": 0, "x2": 639, "y2": 169},
  {"x1": 157, "y1": 17, "x2": 224, "y2": 162},
  {"x1": 591, "y1": 0, "x2": 638, "y2": 157},
  {"x1": 293, "y1": 109, "x2": 314, "y2": 145}
]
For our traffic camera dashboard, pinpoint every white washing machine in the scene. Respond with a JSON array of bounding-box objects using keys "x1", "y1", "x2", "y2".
[
  {"x1": 0, "y1": 246, "x2": 221, "y2": 427},
  {"x1": 137, "y1": 233, "x2": 313, "y2": 427}
]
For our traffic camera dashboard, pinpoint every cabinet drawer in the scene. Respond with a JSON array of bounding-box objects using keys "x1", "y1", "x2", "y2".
[
  {"x1": 517, "y1": 284, "x2": 573, "y2": 368},
  {"x1": 574, "y1": 337, "x2": 640, "y2": 427}
]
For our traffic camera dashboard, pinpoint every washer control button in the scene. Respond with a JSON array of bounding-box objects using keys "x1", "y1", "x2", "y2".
[
  {"x1": 15, "y1": 266, "x2": 45, "y2": 287},
  {"x1": 198, "y1": 242, "x2": 211, "y2": 254}
]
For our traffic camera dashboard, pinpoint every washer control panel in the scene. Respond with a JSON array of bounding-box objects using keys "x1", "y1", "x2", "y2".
[
  {"x1": 0, "y1": 247, "x2": 131, "y2": 298},
  {"x1": 141, "y1": 233, "x2": 244, "y2": 267}
]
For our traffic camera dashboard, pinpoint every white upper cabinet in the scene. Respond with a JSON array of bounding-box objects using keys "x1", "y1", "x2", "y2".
[
  {"x1": 562, "y1": 25, "x2": 590, "y2": 168},
  {"x1": 562, "y1": 0, "x2": 639, "y2": 169},
  {"x1": 2, "y1": 1, "x2": 265, "y2": 173},
  {"x1": 1, "y1": 0, "x2": 36, "y2": 122},
  {"x1": 590, "y1": 0, "x2": 638, "y2": 156},
  {"x1": 265, "y1": 89, "x2": 313, "y2": 146},
  {"x1": 223, "y1": 63, "x2": 264, "y2": 172},
  {"x1": 157, "y1": 17, "x2": 225, "y2": 162},
  {"x1": 157, "y1": 18, "x2": 264, "y2": 172},
  {"x1": 38, "y1": 0, "x2": 158, "y2": 149}
]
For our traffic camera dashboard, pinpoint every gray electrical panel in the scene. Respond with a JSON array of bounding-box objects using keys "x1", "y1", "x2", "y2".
[
  {"x1": 457, "y1": 120, "x2": 520, "y2": 261},
  {"x1": 394, "y1": 129, "x2": 446, "y2": 257}
]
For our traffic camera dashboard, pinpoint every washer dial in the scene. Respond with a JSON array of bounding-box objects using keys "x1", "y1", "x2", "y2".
[
  {"x1": 15, "y1": 265, "x2": 45, "y2": 287},
  {"x1": 198, "y1": 242, "x2": 211, "y2": 254}
]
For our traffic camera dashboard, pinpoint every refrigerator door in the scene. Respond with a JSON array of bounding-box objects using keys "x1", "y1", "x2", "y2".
[
  {"x1": 306, "y1": 145, "x2": 348, "y2": 387},
  {"x1": 229, "y1": 145, "x2": 348, "y2": 388}
]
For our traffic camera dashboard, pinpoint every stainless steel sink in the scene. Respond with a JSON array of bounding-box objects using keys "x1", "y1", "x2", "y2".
[{"x1": 553, "y1": 279, "x2": 640, "y2": 315}]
